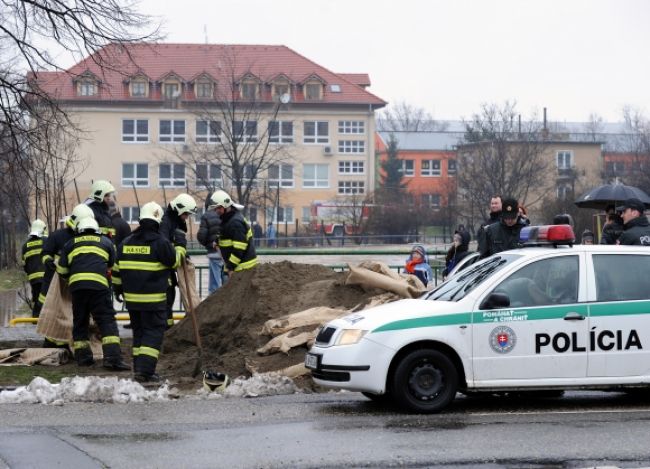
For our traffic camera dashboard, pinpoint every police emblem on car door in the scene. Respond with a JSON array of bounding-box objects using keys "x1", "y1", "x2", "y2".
[{"x1": 472, "y1": 254, "x2": 588, "y2": 383}]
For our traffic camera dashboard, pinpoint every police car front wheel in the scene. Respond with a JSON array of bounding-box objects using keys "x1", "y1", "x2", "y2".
[{"x1": 392, "y1": 349, "x2": 458, "y2": 413}]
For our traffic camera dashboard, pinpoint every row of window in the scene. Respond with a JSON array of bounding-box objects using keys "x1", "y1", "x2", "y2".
[
  {"x1": 122, "y1": 162, "x2": 367, "y2": 192},
  {"x1": 397, "y1": 159, "x2": 458, "y2": 177},
  {"x1": 123, "y1": 119, "x2": 366, "y2": 148}
]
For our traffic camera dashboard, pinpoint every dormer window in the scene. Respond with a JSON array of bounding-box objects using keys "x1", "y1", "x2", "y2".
[
  {"x1": 240, "y1": 81, "x2": 259, "y2": 100},
  {"x1": 131, "y1": 80, "x2": 147, "y2": 97},
  {"x1": 195, "y1": 81, "x2": 213, "y2": 99},
  {"x1": 78, "y1": 80, "x2": 97, "y2": 96},
  {"x1": 304, "y1": 82, "x2": 322, "y2": 100},
  {"x1": 163, "y1": 81, "x2": 181, "y2": 99},
  {"x1": 272, "y1": 82, "x2": 290, "y2": 101}
]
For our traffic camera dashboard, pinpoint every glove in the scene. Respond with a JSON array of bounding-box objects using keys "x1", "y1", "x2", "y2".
[
  {"x1": 45, "y1": 259, "x2": 56, "y2": 272},
  {"x1": 115, "y1": 293, "x2": 123, "y2": 303},
  {"x1": 113, "y1": 286, "x2": 123, "y2": 302}
]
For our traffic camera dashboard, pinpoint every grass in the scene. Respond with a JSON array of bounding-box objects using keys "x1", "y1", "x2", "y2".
[
  {"x1": 0, "y1": 366, "x2": 72, "y2": 387},
  {"x1": 0, "y1": 269, "x2": 27, "y2": 292}
]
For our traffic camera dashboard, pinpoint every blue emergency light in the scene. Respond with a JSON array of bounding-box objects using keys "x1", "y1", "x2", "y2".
[{"x1": 519, "y1": 225, "x2": 575, "y2": 246}]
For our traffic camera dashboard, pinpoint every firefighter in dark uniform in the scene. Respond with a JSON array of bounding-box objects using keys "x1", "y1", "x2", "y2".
[
  {"x1": 85, "y1": 179, "x2": 117, "y2": 239},
  {"x1": 208, "y1": 190, "x2": 258, "y2": 275},
  {"x1": 616, "y1": 198, "x2": 650, "y2": 245},
  {"x1": 159, "y1": 193, "x2": 196, "y2": 328},
  {"x1": 57, "y1": 217, "x2": 129, "y2": 370},
  {"x1": 478, "y1": 197, "x2": 523, "y2": 259},
  {"x1": 22, "y1": 219, "x2": 47, "y2": 317},
  {"x1": 112, "y1": 202, "x2": 180, "y2": 382}
]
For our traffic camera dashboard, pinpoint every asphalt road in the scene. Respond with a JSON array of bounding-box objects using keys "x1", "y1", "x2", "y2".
[{"x1": 2, "y1": 390, "x2": 650, "y2": 468}]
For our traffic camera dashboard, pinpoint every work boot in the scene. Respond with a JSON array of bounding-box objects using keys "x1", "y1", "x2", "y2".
[
  {"x1": 103, "y1": 359, "x2": 131, "y2": 371},
  {"x1": 74, "y1": 348, "x2": 95, "y2": 367},
  {"x1": 133, "y1": 373, "x2": 160, "y2": 383}
]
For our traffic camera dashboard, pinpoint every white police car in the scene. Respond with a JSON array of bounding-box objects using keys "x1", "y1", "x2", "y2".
[{"x1": 306, "y1": 225, "x2": 650, "y2": 413}]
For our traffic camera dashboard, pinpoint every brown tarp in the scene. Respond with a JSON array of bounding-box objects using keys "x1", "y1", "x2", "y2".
[
  {"x1": 35, "y1": 273, "x2": 73, "y2": 343},
  {"x1": 0, "y1": 348, "x2": 70, "y2": 366}
]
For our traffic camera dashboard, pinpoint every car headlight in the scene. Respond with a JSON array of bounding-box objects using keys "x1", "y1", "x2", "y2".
[{"x1": 334, "y1": 329, "x2": 368, "y2": 346}]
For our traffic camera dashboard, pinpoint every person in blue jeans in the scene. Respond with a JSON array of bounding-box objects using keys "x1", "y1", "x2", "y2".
[{"x1": 197, "y1": 194, "x2": 224, "y2": 294}]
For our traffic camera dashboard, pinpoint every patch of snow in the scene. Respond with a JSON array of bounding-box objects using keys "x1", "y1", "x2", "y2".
[
  {"x1": 0, "y1": 376, "x2": 172, "y2": 404},
  {"x1": 222, "y1": 372, "x2": 298, "y2": 398}
]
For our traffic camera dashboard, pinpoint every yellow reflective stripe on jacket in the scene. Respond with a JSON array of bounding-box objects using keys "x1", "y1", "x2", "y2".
[
  {"x1": 100, "y1": 226, "x2": 116, "y2": 236},
  {"x1": 139, "y1": 346, "x2": 160, "y2": 359},
  {"x1": 102, "y1": 336, "x2": 120, "y2": 345},
  {"x1": 69, "y1": 246, "x2": 109, "y2": 263},
  {"x1": 132, "y1": 346, "x2": 141, "y2": 357},
  {"x1": 123, "y1": 292, "x2": 167, "y2": 303},
  {"x1": 232, "y1": 240, "x2": 247, "y2": 250},
  {"x1": 42, "y1": 254, "x2": 53, "y2": 263},
  {"x1": 229, "y1": 254, "x2": 241, "y2": 265},
  {"x1": 175, "y1": 246, "x2": 187, "y2": 256},
  {"x1": 112, "y1": 264, "x2": 120, "y2": 273},
  {"x1": 28, "y1": 272, "x2": 44, "y2": 281},
  {"x1": 246, "y1": 228, "x2": 253, "y2": 240},
  {"x1": 69, "y1": 272, "x2": 109, "y2": 287},
  {"x1": 38, "y1": 293, "x2": 47, "y2": 304},
  {"x1": 73, "y1": 340, "x2": 91, "y2": 350},
  {"x1": 172, "y1": 248, "x2": 184, "y2": 269},
  {"x1": 219, "y1": 239, "x2": 233, "y2": 247},
  {"x1": 26, "y1": 240, "x2": 43, "y2": 248},
  {"x1": 112, "y1": 276, "x2": 122, "y2": 285},
  {"x1": 56, "y1": 265, "x2": 69, "y2": 275},
  {"x1": 118, "y1": 260, "x2": 168, "y2": 271},
  {"x1": 23, "y1": 249, "x2": 42, "y2": 260},
  {"x1": 235, "y1": 257, "x2": 258, "y2": 271}
]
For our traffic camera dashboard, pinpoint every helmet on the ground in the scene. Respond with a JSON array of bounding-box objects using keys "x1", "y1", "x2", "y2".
[
  {"x1": 202, "y1": 370, "x2": 230, "y2": 393},
  {"x1": 170, "y1": 193, "x2": 197, "y2": 215},
  {"x1": 67, "y1": 203, "x2": 94, "y2": 229},
  {"x1": 90, "y1": 180, "x2": 115, "y2": 202},
  {"x1": 140, "y1": 201, "x2": 164, "y2": 224},
  {"x1": 76, "y1": 217, "x2": 100, "y2": 233},
  {"x1": 208, "y1": 190, "x2": 233, "y2": 209},
  {"x1": 30, "y1": 219, "x2": 47, "y2": 237}
]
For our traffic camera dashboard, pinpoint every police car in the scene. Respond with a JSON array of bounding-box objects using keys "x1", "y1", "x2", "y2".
[{"x1": 305, "y1": 225, "x2": 650, "y2": 413}]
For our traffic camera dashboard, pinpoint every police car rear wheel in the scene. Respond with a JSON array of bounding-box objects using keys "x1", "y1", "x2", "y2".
[{"x1": 393, "y1": 349, "x2": 458, "y2": 413}]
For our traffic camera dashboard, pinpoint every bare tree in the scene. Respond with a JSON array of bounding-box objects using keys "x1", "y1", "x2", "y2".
[
  {"x1": 456, "y1": 102, "x2": 551, "y2": 229},
  {"x1": 583, "y1": 112, "x2": 605, "y2": 142},
  {"x1": 377, "y1": 101, "x2": 448, "y2": 132},
  {"x1": 614, "y1": 106, "x2": 650, "y2": 191}
]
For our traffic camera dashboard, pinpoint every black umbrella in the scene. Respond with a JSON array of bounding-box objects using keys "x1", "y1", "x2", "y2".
[{"x1": 574, "y1": 183, "x2": 650, "y2": 210}]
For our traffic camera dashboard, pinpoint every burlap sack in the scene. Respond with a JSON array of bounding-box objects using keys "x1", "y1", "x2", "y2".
[
  {"x1": 257, "y1": 329, "x2": 318, "y2": 355},
  {"x1": 260, "y1": 306, "x2": 347, "y2": 337},
  {"x1": 177, "y1": 260, "x2": 201, "y2": 314},
  {"x1": 36, "y1": 273, "x2": 73, "y2": 342},
  {"x1": 345, "y1": 262, "x2": 427, "y2": 299},
  {"x1": 0, "y1": 348, "x2": 70, "y2": 366}
]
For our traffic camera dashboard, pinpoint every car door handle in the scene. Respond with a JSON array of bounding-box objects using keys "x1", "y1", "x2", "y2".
[{"x1": 564, "y1": 312, "x2": 585, "y2": 321}]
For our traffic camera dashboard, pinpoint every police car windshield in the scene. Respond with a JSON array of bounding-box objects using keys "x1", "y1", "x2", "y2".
[{"x1": 425, "y1": 254, "x2": 521, "y2": 302}]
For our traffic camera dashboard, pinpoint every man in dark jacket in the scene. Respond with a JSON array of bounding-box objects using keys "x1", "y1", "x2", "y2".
[
  {"x1": 85, "y1": 180, "x2": 117, "y2": 239},
  {"x1": 112, "y1": 202, "x2": 178, "y2": 382},
  {"x1": 479, "y1": 197, "x2": 523, "y2": 259},
  {"x1": 159, "y1": 193, "x2": 196, "y2": 328},
  {"x1": 22, "y1": 220, "x2": 47, "y2": 316},
  {"x1": 600, "y1": 204, "x2": 624, "y2": 245},
  {"x1": 108, "y1": 201, "x2": 132, "y2": 247},
  {"x1": 197, "y1": 193, "x2": 224, "y2": 293},
  {"x1": 208, "y1": 190, "x2": 258, "y2": 275},
  {"x1": 57, "y1": 217, "x2": 129, "y2": 370},
  {"x1": 476, "y1": 195, "x2": 502, "y2": 254},
  {"x1": 616, "y1": 198, "x2": 650, "y2": 245}
]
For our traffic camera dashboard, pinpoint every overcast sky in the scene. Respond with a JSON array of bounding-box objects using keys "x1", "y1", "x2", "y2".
[{"x1": 135, "y1": 0, "x2": 648, "y2": 123}]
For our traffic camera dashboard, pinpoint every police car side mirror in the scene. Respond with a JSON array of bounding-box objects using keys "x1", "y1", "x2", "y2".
[{"x1": 480, "y1": 292, "x2": 510, "y2": 310}]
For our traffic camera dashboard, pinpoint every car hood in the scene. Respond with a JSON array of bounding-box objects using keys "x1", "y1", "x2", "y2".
[{"x1": 331, "y1": 298, "x2": 464, "y2": 332}]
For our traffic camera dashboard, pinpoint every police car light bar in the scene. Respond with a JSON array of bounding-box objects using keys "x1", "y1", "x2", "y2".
[{"x1": 519, "y1": 225, "x2": 575, "y2": 246}]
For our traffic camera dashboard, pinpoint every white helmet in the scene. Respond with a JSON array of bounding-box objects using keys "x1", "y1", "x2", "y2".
[
  {"x1": 76, "y1": 217, "x2": 100, "y2": 233},
  {"x1": 29, "y1": 219, "x2": 47, "y2": 237},
  {"x1": 170, "y1": 193, "x2": 197, "y2": 215},
  {"x1": 209, "y1": 190, "x2": 233, "y2": 209},
  {"x1": 67, "y1": 204, "x2": 95, "y2": 229},
  {"x1": 90, "y1": 180, "x2": 116, "y2": 202},
  {"x1": 140, "y1": 201, "x2": 164, "y2": 224}
]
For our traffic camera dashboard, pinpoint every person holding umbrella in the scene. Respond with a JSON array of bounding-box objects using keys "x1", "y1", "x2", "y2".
[
  {"x1": 600, "y1": 205, "x2": 624, "y2": 245},
  {"x1": 615, "y1": 198, "x2": 650, "y2": 246}
]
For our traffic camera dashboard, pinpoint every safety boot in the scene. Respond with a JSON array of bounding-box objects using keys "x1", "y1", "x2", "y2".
[
  {"x1": 74, "y1": 347, "x2": 95, "y2": 367},
  {"x1": 103, "y1": 359, "x2": 131, "y2": 371}
]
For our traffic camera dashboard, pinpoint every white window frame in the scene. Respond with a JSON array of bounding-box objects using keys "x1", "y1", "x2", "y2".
[
  {"x1": 195, "y1": 163, "x2": 222, "y2": 189},
  {"x1": 424, "y1": 193, "x2": 441, "y2": 208},
  {"x1": 303, "y1": 121, "x2": 329, "y2": 144},
  {"x1": 122, "y1": 119, "x2": 149, "y2": 143},
  {"x1": 338, "y1": 120, "x2": 365, "y2": 134},
  {"x1": 399, "y1": 159, "x2": 415, "y2": 177},
  {"x1": 338, "y1": 140, "x2": 365, "y2": 154},
  {"x1": 268, "y1": 121, "x2": 294, "y2": 144},
  {"x1": 122, "y1": 206, "x2": 140, "y2": 223},
  {"x1": 78, "y1": 81, "x2": 97, "y2": 96},
  {"x1": 131, "y1": 81, "x2": 147, "y2": 97},
  {"x1": 338, "y1": 180, "x2": 365, "y2": 195},
  {"x1": 268, "y1": 164, "x2": 294, "y2": 188},
  {"x1": 304, "y1": 83, "x2": 322, "y2": 100},
  {"x1": 448, "y1": 159, "x2": 457, "y2": 175},
  {"x1": 557, "y1": 185, "x2": 571, "y2": 199},
  {"x1": 233, "y1": 120, "x2": 258, "y2": 143},
  {"x1": 301, "y1": 206, "x2": 311, "y2": 224},
  {"x1": 421, "y1": 159, "x2": 441, "y2": 177},
  {"x1": 195, "y1": 81, "x2": 213, "y2": 98},
  {"x1": 196, "y1": 120, "x2": 221, "y2": 143},
  {"x1": 163, "y1": 82, "x2": 180, "y2": 99},
  {"x1": 338, "y1": 161, "x2": 365, "y2": 174},
  {"x1": 302, "y1": 163, "x2": 329, "y2": 188},
  {"x1": 557, "y1": 150, "x2": 573, "y2": 170},
  {"x1": 240, "y1": 82, "x2": 259, "y2": 100},
  {"x1": 159, "y1": 120, "x2": 186, "y2": 143},
  {"x1": 158, "y1": 163, "x2": 186, "y2": 188},
  {"x1": 121, "y1": 163, "x2": 149, "y2": 187},
  {"x1": 266, "y1": 206, "x2": 294, "y2": 224}
]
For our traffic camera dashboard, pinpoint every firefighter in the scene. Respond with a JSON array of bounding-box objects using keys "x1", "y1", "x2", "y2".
[
  {"x1": 208, "y1": 190, "x2": 258, "y2": 275},
  {"x1": 57, "y1": 217, "x2": 129, "y2": 370},
  {"x1": 36, "y1": 204, "x2": 95, "y2": 350},
  {"x1": 159, "y1": 193, "x2": 196, "y2": 328},
  {"x1": 112, "y1": 202, "x2": 179, "y2": 382},
  {"x1": 21, "y1": 219, "x2": 48, "y2": 317},
  {"x1": 85, "y1": 179, "x2": 117, "y2": 239}
]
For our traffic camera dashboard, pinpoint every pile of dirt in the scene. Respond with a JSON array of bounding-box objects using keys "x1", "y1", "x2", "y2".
[{"x1": 159, "y1": 261, "x2": 384, "y2": 381}]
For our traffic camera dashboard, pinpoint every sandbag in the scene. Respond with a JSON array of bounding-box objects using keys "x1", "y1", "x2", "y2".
[
  {"x1": 272, "y1": 363, "x2": 309, "y2": 379},
  {"x1": 260, "y1": 306, "x2": 346, "y2": 337},
  {"x1": 257, "y1": 329, "x2": 319, "y2": 355},
  {"x1": 177, "y1": 260, "x2": 201, "y2": 314},
  {"x1": 345, "y1": 263, "x2": 427, "y2": 299},
  {"x1": 36, "y1": 273, "x2": 73, "y2": 343},
  {"x1": 0, "y1": 348, "x2": 70, "y2": 366}
]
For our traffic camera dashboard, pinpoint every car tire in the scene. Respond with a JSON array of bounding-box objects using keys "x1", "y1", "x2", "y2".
[
  {"x1": 392, "y1": 349, "x2": 458, "y2": 413},
  {"x1": 361, "y1": 391, "x2": 391, "y2": 404}
]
